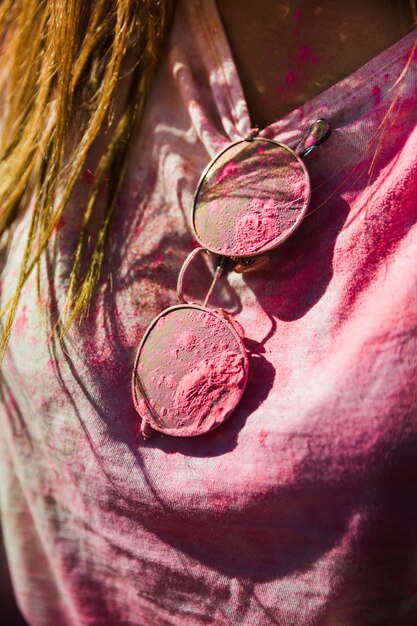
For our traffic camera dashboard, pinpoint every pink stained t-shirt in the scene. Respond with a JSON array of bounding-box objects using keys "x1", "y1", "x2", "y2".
[{"x1": 1, "y1": 1, "x2": 417, "y2": 624}]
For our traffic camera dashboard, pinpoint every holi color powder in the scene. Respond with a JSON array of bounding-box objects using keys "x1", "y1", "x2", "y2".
[{"x1": 133, "y1": 306, "x2": 249, "y2": 436}]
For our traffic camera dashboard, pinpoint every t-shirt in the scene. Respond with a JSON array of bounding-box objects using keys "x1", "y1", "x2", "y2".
[{"x1": 1, "y1": 1, "x2": 417, "y2": 624}]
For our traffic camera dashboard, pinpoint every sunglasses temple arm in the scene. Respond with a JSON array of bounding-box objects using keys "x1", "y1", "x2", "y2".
[
  {"x1": 177, "y1": 246, "x2": 227, "y2": 306},
  {"x1": 203, "y1": 255, "x2": 227, "y2": 307}
]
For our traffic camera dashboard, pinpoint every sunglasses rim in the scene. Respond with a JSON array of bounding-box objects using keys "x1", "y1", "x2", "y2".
[
  {"x1": 191, "y1": 137, "x2": 312, "y2": 259},
  {"x1": 132, "y1": 303, "x2": 250, "y2": 436}
]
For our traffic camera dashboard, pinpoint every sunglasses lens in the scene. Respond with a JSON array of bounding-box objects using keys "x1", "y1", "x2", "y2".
[
  {"x1": 133, "y1": 305, "x2": 249, "y2": 437},
  {"x1": 193, "y1": 139, "x2": 310, "y2": 257}
]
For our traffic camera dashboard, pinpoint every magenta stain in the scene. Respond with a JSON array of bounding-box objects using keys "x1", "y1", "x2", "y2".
[
  {"x1": 372, "y1": 85, "x2": 381, "y2": 107},
  {"x1": 153, "y1": 253, "x2": 164, "y2": 268},
  {"x1": 258, "y1": 429, "x2": 268, "y2": 445},
  {"x1": 298, "y1": 46, "x2": 320, "y2": 64},
  {"x1": 286, "y1": 72, "x2": 296, "y2": 87}
]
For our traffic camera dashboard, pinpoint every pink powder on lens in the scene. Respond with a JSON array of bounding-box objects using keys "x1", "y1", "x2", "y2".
[
  {"x1": 156, "y1": 316, "x2": 166, "y2": 328},
  {"x1": 232, "y1": 193, "x2": 306, "y2": 255},
  {"x1": 216, "y1": 160, "x2": 238, "y2": 183},
  {"x1": 136, "y1": 307, "x2": 248, "y2": 436},
  {"x1": 208, "y1": 200, "x2": 222, "y2": 214},
  {"x1": 234, "y1": 207, "x2": 278, "y2": 254},
  {"x1": 164, "y1": 375, "x2": 176, "y2": 389},
  {"x1": 199, "y1": 312, "x2": 223, "y2": 330},
  {"x1": 177, "y1": 331, "x2": 196, "y2": 351},
  {"x1": 138, "y1": 398, "x2": 150, "y2": 418},
  {"x1": 172, "y1": 351, "x2": 245, "y2": 432}
]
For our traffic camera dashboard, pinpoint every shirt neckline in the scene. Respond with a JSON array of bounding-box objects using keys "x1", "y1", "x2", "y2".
[{"x1": 198, "y1": 0, "x2": 417, "y2": 137}]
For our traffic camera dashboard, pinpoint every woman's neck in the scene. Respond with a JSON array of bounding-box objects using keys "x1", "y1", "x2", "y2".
[{"x1": 216, "y1": 0, "x2": 416, "y2": 127}]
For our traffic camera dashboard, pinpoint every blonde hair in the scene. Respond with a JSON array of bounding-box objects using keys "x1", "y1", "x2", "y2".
[{"x1": 0, "y1": 0, "x2": 174, "y2": 356}]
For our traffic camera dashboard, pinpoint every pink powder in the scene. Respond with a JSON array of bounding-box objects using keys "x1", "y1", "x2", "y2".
[
  {"x1": 164, "y1": 374, "x2": 176, "y2": 389},
  {"x1": 208, "y1": 199, "x2": 222, "y2": 214},
  {"x1": 14, "y1": 306, "x2": 28, "y2": 333},
  {"x1": 234, "y1": 207, "x2": 278, "y2": 254},
  {"x1": 138, "y1": 398, "x2": 150, "y2": 419},
  {"x1": 135, "y1": 307, "x2": 248, "y2": 436},
  {"x1": 258, "y1": 430, "x2": 268, "y2": 445},
  {"x1": 232, "y1": 193, "x2": 307, "y2": 255},
  {"x1": 156, "y1": 316, "x2": 166, "y2": 328},
  {"x1": 199, "y1": 312, "x2": 223, "y2": 330},
  {"x1": 177, "y1": 331, "x2": 196, "y2": 351},
  {"x1": 216, "y1": 160, "x2": 238, "y2": 183},
  {"x1": 172, "y1": 351, "x2": 245, "y2": 434}
]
